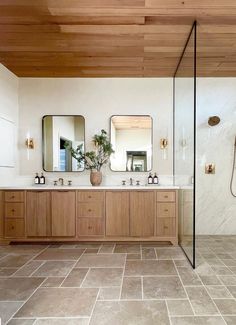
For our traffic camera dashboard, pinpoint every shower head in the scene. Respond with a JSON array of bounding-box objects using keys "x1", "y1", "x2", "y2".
[{"x1": 208, "y1": 116, "x2": 221, "y2": 127}]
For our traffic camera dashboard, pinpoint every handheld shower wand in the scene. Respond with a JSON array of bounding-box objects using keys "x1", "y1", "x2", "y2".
[{"x1": 230, "y1": 136, "x2": 236, "y2": 197}]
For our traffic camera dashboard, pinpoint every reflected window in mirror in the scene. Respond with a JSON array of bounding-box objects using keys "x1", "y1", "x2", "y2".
[
  {"x1": 110, "y1": 115, "x2": 152, "y2": 172},
  {"x1": 43, "y1": 115, "x2": 85, "y2": 172}
]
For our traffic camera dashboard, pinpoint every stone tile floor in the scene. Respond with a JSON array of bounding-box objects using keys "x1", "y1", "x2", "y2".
[{"x1": 0, "y1": 236, "x2": 235, "y2": 324}]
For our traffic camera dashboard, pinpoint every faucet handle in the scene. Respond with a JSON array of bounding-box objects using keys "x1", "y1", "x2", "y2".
[
  {"x1": 54, "y1": 180, "x2": 57, "y2": 186},
  {"x1": 122, "y1": 180, "x2": 126, "y2": 186},
  {"x1": 68, "y1": 180, "x2": 72, "y2": 186},
  {"x1": 136, "y1": 180, "x2": 140, "y2": 186}
]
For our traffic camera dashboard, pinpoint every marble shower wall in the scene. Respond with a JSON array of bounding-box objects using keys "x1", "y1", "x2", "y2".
[{"x1": 196, "y1": 78, "x2": 236, "y2": 235}]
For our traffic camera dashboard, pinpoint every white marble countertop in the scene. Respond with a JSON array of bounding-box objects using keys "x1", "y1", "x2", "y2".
[{"x1": 0, "y1": 185, "x2": 179, "y2": 190}]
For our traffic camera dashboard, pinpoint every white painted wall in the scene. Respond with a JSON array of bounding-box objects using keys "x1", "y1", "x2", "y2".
[
  {"x1": 0, "y1": 64, "x2": 19, "y2": 185},
  {"x1": 18, "y1": 78, "x2": 173, "y2": 185},
  {"x1": 196, "y1": 78, "x2": 236, "y2": 235}
]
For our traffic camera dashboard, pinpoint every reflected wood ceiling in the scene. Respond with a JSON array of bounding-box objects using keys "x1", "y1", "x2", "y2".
[
  {"x1": 112, "y1": 116, "x2": 152, "y2": 129},
  {"x1": 0, "y1": 0, "x2": 236, "y2": 77}
]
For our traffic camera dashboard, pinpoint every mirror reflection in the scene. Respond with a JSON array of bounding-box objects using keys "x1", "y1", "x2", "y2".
[
  {"x1": 43, "y1": 115, "x2": 85, "y2": 172},
  {"x1": 110, "y1": 115, "x2": 152, "y2": 172}
]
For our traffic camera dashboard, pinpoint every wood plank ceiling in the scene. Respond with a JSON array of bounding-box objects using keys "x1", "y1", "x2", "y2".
[{"x1": 0, "y1": 0, "x2": 236, "y2": 77}]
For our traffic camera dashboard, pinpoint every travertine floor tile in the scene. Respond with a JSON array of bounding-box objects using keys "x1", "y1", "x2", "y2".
[
  {"x1": 0, "y1": 268, "x2": 18, "y2": 276},
  {"x1": 218, "y1": 276, "x2": 236, "y2": 285},
  {"x1": 32, "y1": 261, "x2": 75, "y2": 277},
  {"x1": 186, "y1": 286, "x2": 219, "y2": 315},
  {"x1": 35, "y1": 249, "x2": 84, "y2": 261},
  {"x1": 98, "y1": 287, "x2": 120, "y2": 300},
  {"x1": 41, "y1": 277, "x2": 65, "y2": 288},
  {"x1": 0, "y1": 302, "x2": 23, "y2": 324},
  {"x1": 76, "y1": 254, "x2": 126, "y2": 268},
  {"x1": 75, "y1": 244, "x2": 101, "y2": 249},
  {"x1": 156, "y1": 248, "x2": 185, "y2": 260},
  {"x1": 114, "y1": 244, "x2": 141, "y2": 254},
  {"x1": 206, "y1": 285, "x2": 233, "y2": 298},
  {"x1": 214, "y1": 299, "x2": 236, "y2": 315},
  {"x1": 84, "y1": 248, "x2": 99, "y2": 254},
  {"x1": 0, "y1": 245, "x2": 46, "y2": 255},
  {"x1": 13, "y1": 261, "x2": 43, "y2": 277},
  {"x1": 90, "y1": 300, "x2": 170, "y2": 325},
  {"x1": 223, "y1": 316, "x2": 236, "y2": 325},
  {"x1": 166, "y1": 299, "x2": 193, "y2": 316},
  {"x1": 61, "y1": 268, "x2": 89, "y2": 287},
  {"x1": 0, "y1": 255, "x2": 33, "y2": 268},
  {"x1": 0, "y1": 277, "x2": 45, "y2": 301},
  {"x1": 126, "y1": 253, "x2": 141, "y2": 260},
  {"x1": 34, "y1": 319, "x2": 89, "y2": 325},
  {"x1": 7, "y1": 319, "x2": 35, "y2": 325},
  {"x1": 211, "y1": 266, "x2": 233, "y2": 275},
  {"x1": 143, "y1": 276, "x2": 186, "y2": 299},
  {"x1": 171, "y1": 316, "x2": 225, "y2": 325},
  {"x1": 82, "y1": 268, "x2": 123, "y2": 288},
  {"x1": 125, "y1": 260, "x2": 177, "y2": 276},
  {"x1": 199, "y1": 275, "x2": 221, "y2": 285},
  {"x1": 226, "y1": 285, "x2": 236, "y2": 298},
  {"x1": 141, "y1": 248, "x2": 156, "y2": 260},
  {"x1": 121, "y1": 277, "x2": 142, "y2": 299},
  {"x1": 177, "y1": 266, "x2": 201, "y2": 285},
  {"x1": 98, "y1": 244, "x2": 115, "y2": 254},
  {"x1": 15, "y1": 288, "x2": 98, "y2": 317}
]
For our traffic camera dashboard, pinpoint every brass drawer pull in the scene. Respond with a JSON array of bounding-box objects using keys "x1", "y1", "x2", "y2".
[
  {"x1": 11, "y1": 196, "x2": 15, "y2": 199},
  {"x1": 88, "y1": 195, "x2": 92, "y2": 199},
  {"x1": 164, "y1": 209, "x2": 169, "y2": 212},
  {"x1": 11, "y1": 226, "x2": 15, "y2": 230},
  {"x1": 88, "y1": 209, "x2": 92, "y2": 212},
  {"x1": 164, "y1": 226, "x2": 168, "y2": 229},
  {"x1": 164, "y1": 195, "x2": 168, "y2": 198},
  {"x1": 88, "y1": 226, "x2": 92, "y2": 229},
  {"x1": 11, "y1": 209, "x2": 15, "y2": 213}
]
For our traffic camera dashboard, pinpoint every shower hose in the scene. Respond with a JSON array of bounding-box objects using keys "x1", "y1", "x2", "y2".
[{"x1": 230, "y1": 140, "x2": 236, "y2": 197}]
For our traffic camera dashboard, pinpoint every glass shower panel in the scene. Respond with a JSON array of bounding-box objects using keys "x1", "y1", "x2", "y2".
[{"x1": 174, "y1": 22, "x2": 196, "y2": 268}]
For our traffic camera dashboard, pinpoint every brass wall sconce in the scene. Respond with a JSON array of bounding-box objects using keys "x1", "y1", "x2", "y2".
[
  {"x1": 160, "y1": 138, "x2": 168, "y2": 160},
  {"x1": 205, "y1": 163, "x2": 215, "y2": 174},
  {"x1": 25, "y1": 138, "x2": 34, "y2": 149}
]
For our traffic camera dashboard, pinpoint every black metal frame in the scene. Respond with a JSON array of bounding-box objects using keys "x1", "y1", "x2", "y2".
[
  {"x1": 42, "y1": 115, "x2": 85, "y2": 172},
  {"x1": 173, "y1": 21, "x2": 197, "y2": 269},
  {"x1": 109, "y1": 114, "x2": 153, "y2": 173}
]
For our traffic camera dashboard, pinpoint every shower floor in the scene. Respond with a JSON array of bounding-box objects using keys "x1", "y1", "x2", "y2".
[{"x1": 0, "y1": 237, "x2": 235, "y2": 324}]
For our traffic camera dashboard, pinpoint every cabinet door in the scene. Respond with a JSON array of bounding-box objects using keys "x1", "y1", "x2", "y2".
[
  {"x1": 106, "y1": 191, "x2": 129, "y2": 236},
  {"x1": 130, "y1": 191, "x2": 154, "y2": 237},
  {"x1": 51, "y1": 191, "x2": 76, "y2": 237},
  {"x1": 26, "y1": 191, "x2": 51, "y2": 237}
]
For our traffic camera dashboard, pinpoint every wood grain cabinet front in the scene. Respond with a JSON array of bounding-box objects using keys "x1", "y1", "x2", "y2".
[
  {"x1": 26, "y1": 191, "x2": 51, "y2": 237},
  {"x1": 105, "y1": 191, "x2": 130, "y2": 236},
  {"x1": 51, "y1": 191, "x2": 76, "y2": 237},
  {"x1": 130, "y1": 191, "x2": 155, "y2": 237},
  {"x1": 5, "y1": 203, "x2": 24, "y2": 218},
  {"x1": 5, "y1": 219, "x2": 25, "y2": 238},
  {"x1": 78, "y1": 218, "x2": 104, "y2": 236},
  {"x1": 5, "y1": 191, "x2": 24, "y2": 202}
]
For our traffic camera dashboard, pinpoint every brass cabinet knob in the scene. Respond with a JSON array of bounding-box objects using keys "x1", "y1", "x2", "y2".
[
  {"x1": 88, "y1": 226, "x2": 92, "y2": 229},
  {"x1": 164, "y1": 209, "x2": 168, "y2": 212},
  {"x1": 164, "y1": 226, "x2": 168, "y2": 229},
  {"x1": 88, "y1": 209, "x2": 92, "y2": 212},
  {"x1": 88, "y1": 196, "x2": 91, "y2": 199},
  {"x1": 164, "y1": 195, "x2": 168, "y2": 198},
  {"x1": 11, "y1": 209, "x2": 15, "y2": 213}
]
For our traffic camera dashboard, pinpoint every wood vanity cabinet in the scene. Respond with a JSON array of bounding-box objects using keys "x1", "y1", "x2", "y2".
[
  {"x1": 130, "y1": 191, "x2": 155, "y2": 237},
  {"x1": 26, "y1": 191, "x2": 51, "y2": 237},
  {"x1": 105, "y1": 191, "x2": 129, "y2": 236},
  {"x1": 77, "y1": 191, "x2": 105, "y2": 237},
  {"x1": 51, "y1": 191, "x2": 76, "y2": 237},
  {"x1": 4, "y1": 191, "x2": 25, "y2": 238}
]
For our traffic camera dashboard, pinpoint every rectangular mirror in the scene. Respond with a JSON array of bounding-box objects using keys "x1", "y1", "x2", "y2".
[
  {"x1": 110, "y1": 115, "x2": 152, "y2": 172},
  {"x1": 43, "y1": 115, "x2": 85, "y2": 172}
]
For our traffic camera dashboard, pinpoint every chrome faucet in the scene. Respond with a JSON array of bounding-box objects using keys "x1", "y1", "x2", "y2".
[
  {"x1": 58, "y1": 178, "x2": 64, "y2": 186},
  {"x1": 129, "y1": 178, "x2": 134, "y2": 186}
]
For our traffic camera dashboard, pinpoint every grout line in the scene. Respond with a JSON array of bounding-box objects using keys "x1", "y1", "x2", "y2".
[
  {"x1": 173, "y1": 259, "x2": 196, "y2": 316},
  {"x1": 119, "y1": 253, "x2": 127, "y2": 300},
  {"x1": 88, "y1": 288, "x2": 100, "y2": 325}
]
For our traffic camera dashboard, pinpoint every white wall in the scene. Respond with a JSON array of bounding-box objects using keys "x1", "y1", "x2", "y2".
[
  {"x1": 196, "y1": 78, "x2": 236, "y2": 235},
  {"x1": 18, "y1": 78, "x2": 173, "y2": 185},
  {"x1": 0, "y1": 64, "x2": 19, "y2": 185}
]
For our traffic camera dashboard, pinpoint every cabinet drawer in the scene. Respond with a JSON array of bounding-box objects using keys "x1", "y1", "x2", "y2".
[
  {"x1": 78, "y1": 202, "x2": 103, "y2": 218},
  {"x1": 156, "y1": 191, "x2": 175, "y2": 202},
  {"x1": 5, "y1": 219, "x2": 25, "y2": 238},
  {"x1": 157, "y1": 203, "x2": 175, "y2": 218},
  {"x1": 78, "y1": 218, "x2": 104, "y2": 236},
  {"x1": 5, "y1": 191, "x2": 24, "y2": 202},
  {"x1": 78, "y1": 191, "x2": 104, "y2": 202},
  {"x1": 5, "y1": 203, "x2": 24, "y2": 218},
  {"x1": 156, "y1": 218, "x2": 175, "y2": 237}
]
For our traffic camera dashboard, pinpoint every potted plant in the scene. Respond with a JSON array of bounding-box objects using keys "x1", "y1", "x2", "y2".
[{"x1": 65, "y1": 129, "x2": 114, "y2": 186}]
